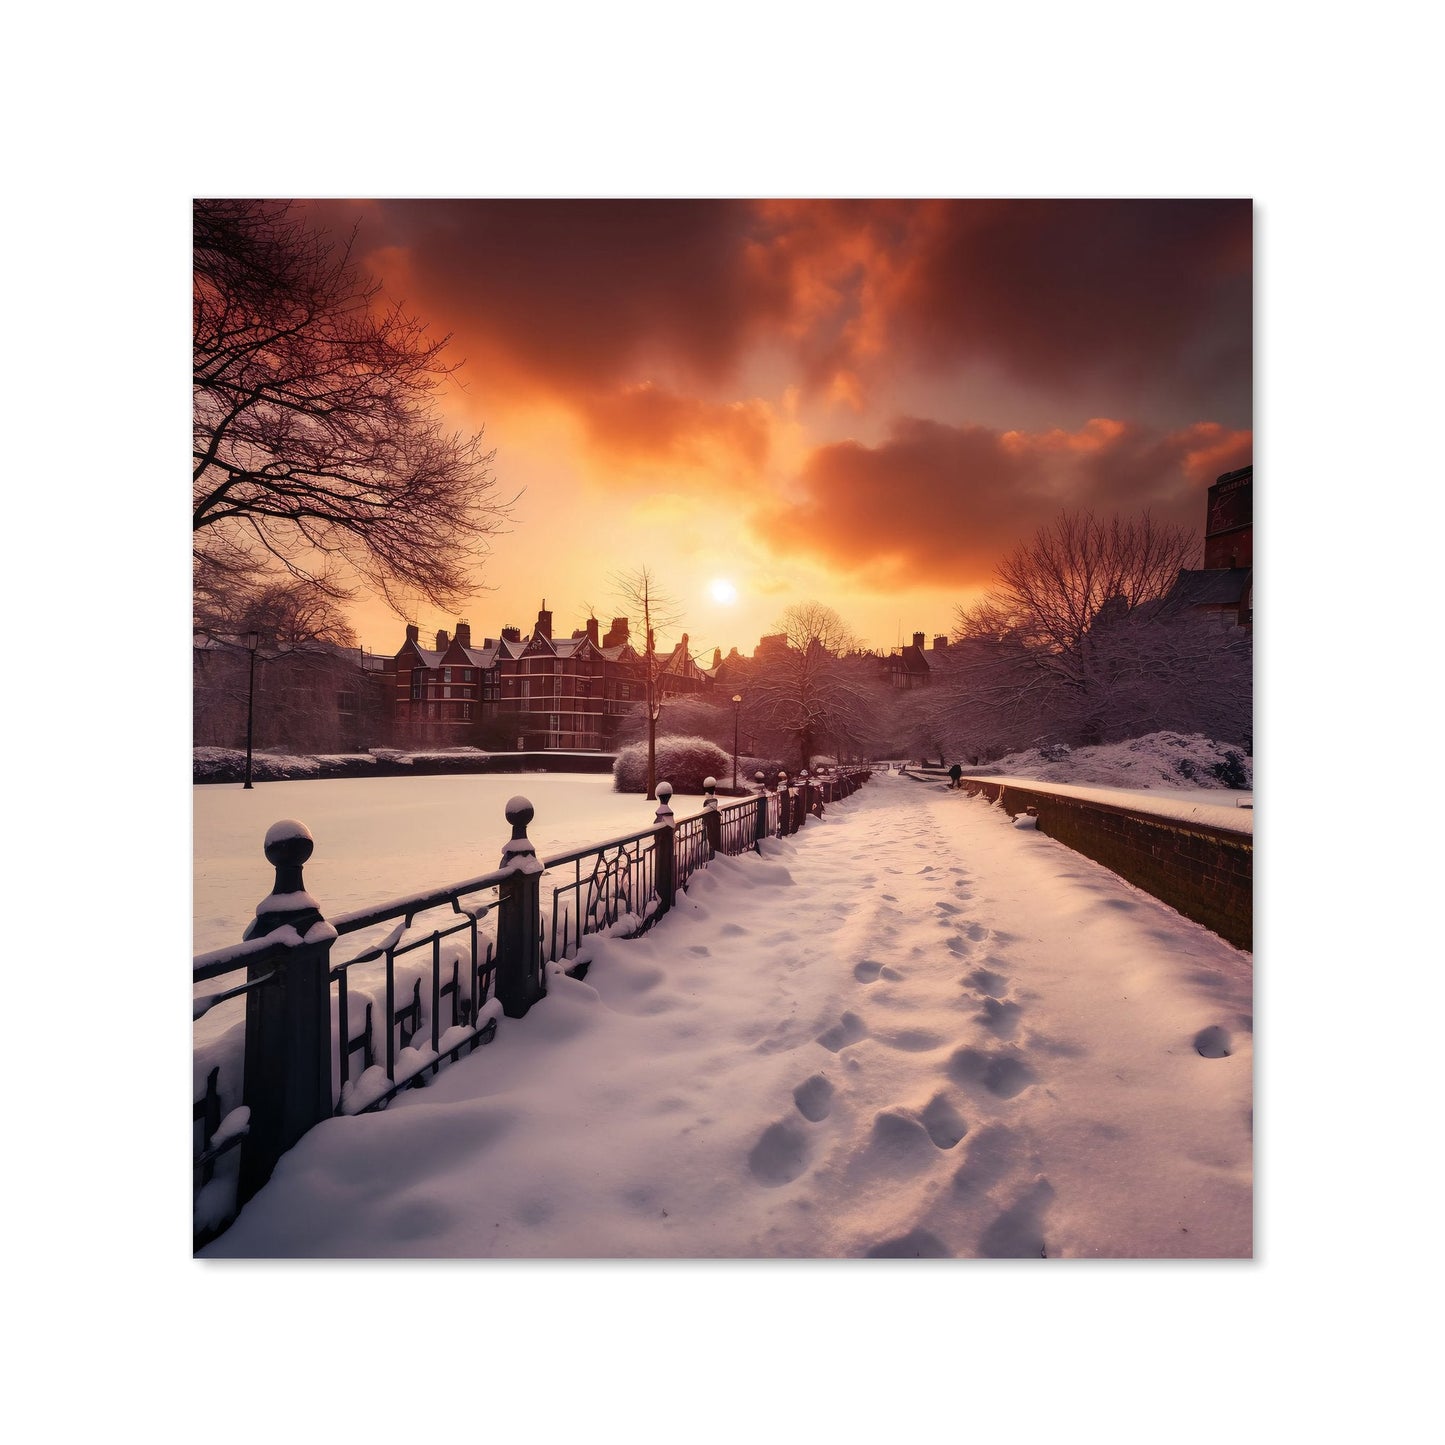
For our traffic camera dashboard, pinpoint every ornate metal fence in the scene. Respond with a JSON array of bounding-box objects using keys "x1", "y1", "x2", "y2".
[{"x1": 194, "y1": 769, "x2": 873, "y2": 1248}]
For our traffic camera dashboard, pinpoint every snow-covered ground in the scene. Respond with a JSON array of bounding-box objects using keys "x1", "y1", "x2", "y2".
[
  {"x1": 194, "y1": 772, "x2": 711, "y2": 957},
  {"x1": 203, "y1": 771, "x2": 1251, "y2": 1259}
]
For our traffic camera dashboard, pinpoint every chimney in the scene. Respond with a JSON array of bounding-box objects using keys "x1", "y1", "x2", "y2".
[
  {"x1": 912, "y1": 632, "x2": 925, "y2": 650},
  {"x1": 604, "y1": 616, "x2": 629, "y2": 648},
  {"x1": 680, "y1": 632, "x2": 689, "y2": 654},
  {"x1": 405, "y1": 623, "x2": 419, "y2": 645},
  {"x1": 501, "y1": 625, "x2": 521, "y2": 643},
  {"x1": 436, "y1": 629, "x2": 450, "y2": 652},
  {"x1": 455, "y1": 621, "x2": 471, "y2": 650},
  {"x1": 536, "y1": 602, "x2": 552, "y2": 640},
  {"x1": 586, "y1": 617, "x2": 599, "y2": 646},
  {"x1": 712, "y1": 647, "x2": 722, "y2": 668},
  {"x1": 933, "y1": 635, "x2": 948, "y2": 651}
]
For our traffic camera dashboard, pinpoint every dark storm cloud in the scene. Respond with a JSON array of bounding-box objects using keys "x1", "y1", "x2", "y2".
[
  {"x1": 306, "y1": 198, "x2": 782, "y2": 394},
  {"x1": 889, "y1": 199, "x2": 1253, "y2": 406},
  {"x1": 305, "y1": 198, "x2": 1250, "y2": 423},
  {"x1": 768, "y1": 415, "x2": 1253, "y2": 588}
]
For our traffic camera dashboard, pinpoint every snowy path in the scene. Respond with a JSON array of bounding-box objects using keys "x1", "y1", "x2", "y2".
[{"x1": 204, "y1": 772, "x2": 1252, "y2": 1259}]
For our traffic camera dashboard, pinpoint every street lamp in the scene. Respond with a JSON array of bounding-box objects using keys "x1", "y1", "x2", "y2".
[
  {"x1": 731, "y1": 694, "x2": 742, "y2": 792},
  {"x1": 244, "y1": 629, "x2": 259, "y2": 789}
]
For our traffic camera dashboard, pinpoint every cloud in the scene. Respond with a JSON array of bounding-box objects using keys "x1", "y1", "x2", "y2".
[
  {"x1": 302, "y1": 198, "x2": 1251, "y2": 426},
  {"x1": 573, "y1": 383, "x2": 776, "y2": 485},
  {"x1": 763, "y1": 416, "x2": 1253, "y2": 588}
]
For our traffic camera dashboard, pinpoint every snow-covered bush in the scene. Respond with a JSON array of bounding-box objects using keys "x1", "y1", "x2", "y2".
[
  {"x1": 613, "y1": 735, "x2": 732, "y2": 794},
  {"x1": 193, "y1": 747, "x2": 320, "y2": 782}
]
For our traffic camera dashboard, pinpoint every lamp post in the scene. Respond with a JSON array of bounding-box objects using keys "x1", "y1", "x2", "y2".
[
  {"x1": 731, "y1": 694, "x2": 742, "y2": 792},
  {"x1": 244, "y1": 629, "x2": 259, "y2": 790}
]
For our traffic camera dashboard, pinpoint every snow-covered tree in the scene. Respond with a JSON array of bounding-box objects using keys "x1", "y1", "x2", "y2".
[
  {"x1": 930, "y1": 510, "x2": 1250, "y2": 756},
  {"x1": 750, "y1": 603, "x2": 880, "y2": 769}
]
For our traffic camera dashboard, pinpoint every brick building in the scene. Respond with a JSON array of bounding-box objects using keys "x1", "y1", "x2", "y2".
[
  {"x1": 1163, "y1": 464, "x2": 1254, "y2": 628},
  {"x1": 885, "y1": 632, "x2": 950, "y2": 688},
  {"x1": 389, "y1": 603, "x2": 714, "y2": 751}
]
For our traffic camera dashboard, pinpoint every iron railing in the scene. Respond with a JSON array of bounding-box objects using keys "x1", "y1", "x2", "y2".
[{"x1": 193, "y1": 769, "x2": 873, "y2": 1248}]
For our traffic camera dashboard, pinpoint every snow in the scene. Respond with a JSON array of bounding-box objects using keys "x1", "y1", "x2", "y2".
[
  {"x1": 983, "y1": 730, "x2": 1252, "y2": 793},
  {"x1": 263, "y1": 818, "x2": 312, "y2": 845},
  {"x1": 194, "y1": 772, "x2": 713, "y2": 957},
  {"x1": 202, "y1": 771, "x2": 1251, "y2": 1259},
  {"x1": 905, "y1": 731, "x2": 1255, "y2": 833},
  {"x1": 965, "y1": 776, "x2": 1254, "y2": 835}
]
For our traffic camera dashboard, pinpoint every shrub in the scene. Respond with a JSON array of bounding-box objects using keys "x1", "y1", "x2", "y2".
[
  {"x1": 613, "y1": 735, "x2": 733, "y2": 794},
  {"x1": 1210, "y1": 749, "x2": 1250, "y2": 790}
]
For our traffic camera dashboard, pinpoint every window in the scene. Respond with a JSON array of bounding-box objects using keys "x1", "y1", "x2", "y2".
[
  {"x1": 463, "y1": 703, "x2": 472, "y2": 720},
  {"x1": 549, "y1": 714, "x2": 560, "y2": 733},
  {"x1": 443, "y1": 667, "x2": 452, "y2": 682},
  {"x1": 463, "y1": 669, "x2": 474, "y2": 682},
  {"x1": 410, "y1": 671, "x2": 423, "y2": 701}
]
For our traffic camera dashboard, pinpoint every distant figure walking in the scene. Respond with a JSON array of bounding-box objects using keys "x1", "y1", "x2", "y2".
[{"x1": 948, "y1": 762, "x2": 963, "y2": 790}]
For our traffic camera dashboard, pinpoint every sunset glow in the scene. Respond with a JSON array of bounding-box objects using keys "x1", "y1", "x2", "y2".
[{"x1": 294, "y1": 199, "x2": 1252, "y2": 661}]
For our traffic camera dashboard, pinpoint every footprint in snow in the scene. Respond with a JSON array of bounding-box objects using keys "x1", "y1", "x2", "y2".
[
  {"x1": 935, "y1": 901, "x2": 961, "y2": 916},
  {"x1": 946, "y1": 1045, "x2": 1038, "y2": 1099},
  {"x1": 963, "y1": 922, "x2": 989, "y2": 942},
  {"x1": 952, "y1": 1123, "x2": 1020, "y2": 1195},
  {"x1": 879, "y1": 965, "x2": 905, "y2": 981},
  {"x1": 687, "y1": 945, "x2": 710, "y2": 957},
  {"x1": 862, "y1": 1109, "x2": 941, "y2": 1174},
  {"x1": 747, "y1": 1120, "x2": 812, "y2": 1187},
  {"x1": 718, "y1": 922, "x2": 748, "y2": 937},
  {"x1": 864, "y1": 1228, "x2": 952, "y2": 1259},
  {"x1": 963, "y1": 967, "x2": 1009, "y2": 997},
  {"x1": 816, "y1": 1012, "x2": 869, "y2": 1052},
  {"x1": 945, "y1": 935, "x2": 970, "y2": 956},
  {"x1": 921, "y1": 1094, "x2": 968, "y2": 1149},
  {"x1": 977, "y1": 997, "x2": 1023, "y2": 1040},
  {"x1": 978, "y1": 1178, "x2": 1056, "y2": 1259},
  {"x1": 793, "y1": 1073, "x2": 835, "y2": 1122},
  {"x1": 881, "y1": 893, "x2": 898, "y2": 902},
  {"x1": 854, "y1": 959, "x2": 883, "y2": 982},
  {"x1": 1193, "y1": 1025, "x2": 1233, "y2": 1058}
]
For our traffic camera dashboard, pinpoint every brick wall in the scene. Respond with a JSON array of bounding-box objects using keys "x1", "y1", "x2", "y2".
[{"x1": 956, "y1": 777, "x2": 1252, "y2": 952}]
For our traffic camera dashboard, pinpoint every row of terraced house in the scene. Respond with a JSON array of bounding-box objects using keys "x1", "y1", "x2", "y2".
[{"x1": 391, "y1": 604, "x2": 712, "y2": 751}]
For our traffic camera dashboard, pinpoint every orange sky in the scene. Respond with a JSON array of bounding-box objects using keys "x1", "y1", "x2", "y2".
[{"x1": 300, "y1": 199, "x2": 1252, "y2": 662}]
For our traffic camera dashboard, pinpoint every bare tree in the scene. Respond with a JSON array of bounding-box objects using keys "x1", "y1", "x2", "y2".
[
  {"x1": 939, "y1": 510, "x2": 1249, "y2": 753},
  {"x1": 611, "y1": 566, "x2": 683, "y2": 799},
  {"x1": 751, "y1": 602, "x2": 877, "y2": 769},
  {"x1": 193, "y1": 199, "x2": 511, "y2": 615},
  {"x1": 193, "y1": 560, "x2": 373, "y2": 752}
]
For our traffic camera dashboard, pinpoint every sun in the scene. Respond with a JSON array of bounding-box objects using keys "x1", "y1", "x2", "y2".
[{"x1": 709, "y1": 578, "x2": 738, "y2": 605}]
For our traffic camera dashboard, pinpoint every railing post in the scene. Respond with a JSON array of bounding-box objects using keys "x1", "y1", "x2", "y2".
[
  {"x1": 754, "y1": 772, "x2": 767, "y2": 849},
  {"x1": 777, "y1": 772, "x2": 790, "y2": 836},
  {"x1": 799, "y1": 769, "x2": 812, "y2": 823},
  {"x1": 238, "y1": 820, "x2": 336, "y2": 1205},
  {"x1": 495, "y1": 796, "x2": 544, "y2": 1019},
  {"x1": 702, "y1": 776, "x2": 721, "y2": 856},
  {"x1": 653, "y1": 782, "x2": 676, "y2": 918}
]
